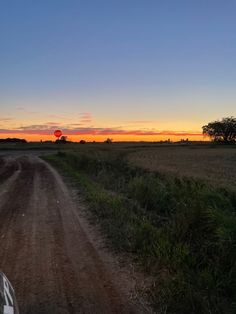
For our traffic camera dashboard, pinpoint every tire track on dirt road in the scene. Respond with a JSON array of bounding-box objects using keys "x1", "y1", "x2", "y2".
[{"x1": 0, "y1": 155, "x2": 146, "y2": 314}]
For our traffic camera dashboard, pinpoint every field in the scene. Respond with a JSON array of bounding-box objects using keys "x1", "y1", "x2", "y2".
[
  {"x1": 42, "y1": 143, "x2": 236, "y2": 314},
  {"x1": 1, "y1": 142, "x2": 236, "y2": 313},
  {"x1": 128, "y1": 145, "x2": 236, "y2": 190}
]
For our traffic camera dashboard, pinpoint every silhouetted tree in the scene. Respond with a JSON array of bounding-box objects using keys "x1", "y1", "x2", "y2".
[
  {"x1": 80, "y1": 140, "x2": 86, "y2": 144},
  {"x1": 55, "y1": 136, "x2": 68, "y2": 144},
  {"x1": 202, "y1": 117, "x2": 236, "y2": 143},
  {"x1": 104, "y1": 138, "x2": 113, "y2": 144}
]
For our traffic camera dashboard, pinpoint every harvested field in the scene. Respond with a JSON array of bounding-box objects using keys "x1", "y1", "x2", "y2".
[{"x1": 128, "y1": 145, "x2": 236, "y2": 189}]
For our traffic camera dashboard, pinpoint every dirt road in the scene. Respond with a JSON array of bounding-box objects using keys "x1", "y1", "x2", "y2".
[{"x1": 0, "y1": 155, "x2": 144, "y2": 314}]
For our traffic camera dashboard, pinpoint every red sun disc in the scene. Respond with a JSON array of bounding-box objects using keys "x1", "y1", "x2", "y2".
[{"x1": 54, "y1": 129, "x2": 62, "y2": 138}]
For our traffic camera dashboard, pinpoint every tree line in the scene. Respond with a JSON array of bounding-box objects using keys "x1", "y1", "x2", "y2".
[{"x1": 0, "y1": 138, "x2": 27, "y2": 143}]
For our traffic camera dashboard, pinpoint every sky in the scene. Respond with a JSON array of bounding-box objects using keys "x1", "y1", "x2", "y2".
[{"x1": 0, "y1": 0, "x2": 235, "y2": 142}]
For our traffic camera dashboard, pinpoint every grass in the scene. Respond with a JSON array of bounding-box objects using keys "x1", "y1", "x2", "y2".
[{"x1": 44, "y1": 148, "x2": 236, "y2": 313}]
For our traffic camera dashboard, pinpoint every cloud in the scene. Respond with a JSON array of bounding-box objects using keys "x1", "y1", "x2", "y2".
[
  {"x1": 0, "y1": 118, "x2": 12, "y2": 122},
  {"x1": 46, "y1": 114, "x2": 73, "y2": 121},
  {"x1": 127, "y1": 120, "x2": 154, "y2": 124},
  {"x1": 18, "y1": 125, "x2": 55, "y2": 130},
  {"x1": 0, "y1": 125, "x2": 202, "y2": 137},
  {"x1": 79, "y1": 112, "x2": 91, "y2": 118},
  {"x1": 44, "y1": 122, "x2": 62, "y2": 126},
  {"x1": 79, "y1": 112, "x2": 92, "y2": 124},
  {"x1": 15, "y1": 107, "x2": 37, "y2": 114}
]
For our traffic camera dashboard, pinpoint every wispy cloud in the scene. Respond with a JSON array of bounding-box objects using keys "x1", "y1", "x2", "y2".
[
  {"x1": 0, "y1": 125, "x2": 202, "y2": 137},
  {"x1": 15, "y1": 107, "x2": 37, "y2": 114},
  {"x1": 0, "y1": 117, "x2": 12, "y2": 122},
  {"x1": 127, "y1": 120, "x2": 154, "y2": 124},
  {"x1": 18, "y1": 125, "x2": 55, "y2": 130},
  {"x1": 47, "y1": 114, "x2": 73, "y2": 120},
  {"x1": 79, "y1": 112, "x2": 92, "y2": 124},
  {"x1": 44, "y1": 122, "x2": 62, "y2": 126}
]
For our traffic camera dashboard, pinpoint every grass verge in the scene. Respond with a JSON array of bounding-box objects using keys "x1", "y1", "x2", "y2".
[{"x1": 44, "y1": 151, "x2": 236, "y2": 314}]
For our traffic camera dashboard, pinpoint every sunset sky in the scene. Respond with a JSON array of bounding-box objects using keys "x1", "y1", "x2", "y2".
[{"x1": 1, "y1": 1, "x2": 235, "y2": 142}]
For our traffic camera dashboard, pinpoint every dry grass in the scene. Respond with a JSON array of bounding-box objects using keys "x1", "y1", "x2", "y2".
[{"x1": 128, "y1": 145, "x2": 236, "y2": 190}]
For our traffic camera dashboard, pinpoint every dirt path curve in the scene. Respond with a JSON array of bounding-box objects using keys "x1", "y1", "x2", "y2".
[{"x1": 0, "y1": 155, "x2": 144, "y2": 314}]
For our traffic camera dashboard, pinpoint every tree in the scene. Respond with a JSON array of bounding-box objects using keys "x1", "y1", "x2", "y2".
[
  {"x1": 60, "y1": 136, "x2": 67, "y2": 142},
  {"x1": 55, "y1": 136, "x2": 68, "y2": 144},
  {"x1": 202, "y1": 117, "x2": 236, "y2": 143},
  {"x1": 104, "y1": 138, "x2": 113, "y2": 144}
]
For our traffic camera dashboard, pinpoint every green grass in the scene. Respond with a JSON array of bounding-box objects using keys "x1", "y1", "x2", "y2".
[{"x1": 44, "y1": 151, "x2": 236, "y2": 314}]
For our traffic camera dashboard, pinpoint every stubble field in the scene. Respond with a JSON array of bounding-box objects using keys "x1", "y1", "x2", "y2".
[{"x1": 128, "y1": 145, "x2": 236, "y2": 190}]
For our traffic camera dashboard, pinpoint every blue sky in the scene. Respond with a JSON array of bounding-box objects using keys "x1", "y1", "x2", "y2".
[{"x1": 0, "y1": 0, "x2": 235, "y2": 140}]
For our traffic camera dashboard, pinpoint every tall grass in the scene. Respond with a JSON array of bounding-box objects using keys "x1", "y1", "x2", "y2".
[{"x1": 45, "y1": 151, "x2": 236, "y2": 313}]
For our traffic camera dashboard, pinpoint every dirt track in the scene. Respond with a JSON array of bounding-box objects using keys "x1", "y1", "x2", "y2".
[{"x1": 0, "y1": 155, "x2": 145, "y2": 314}]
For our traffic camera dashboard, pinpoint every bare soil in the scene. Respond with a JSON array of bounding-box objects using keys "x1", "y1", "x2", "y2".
[{"x1": 0, "y1": 155, "x2": 148, "y2": 314}]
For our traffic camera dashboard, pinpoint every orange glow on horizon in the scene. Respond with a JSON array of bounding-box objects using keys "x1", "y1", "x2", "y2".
[{"x1": 0, "y1": 133, "x2": 206, "y2": 142}]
